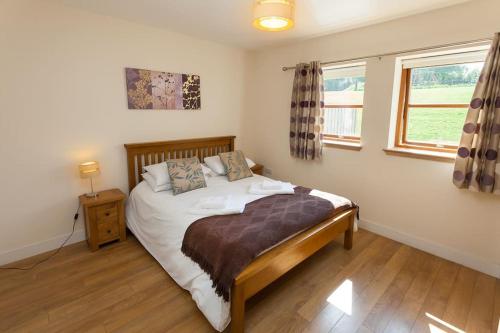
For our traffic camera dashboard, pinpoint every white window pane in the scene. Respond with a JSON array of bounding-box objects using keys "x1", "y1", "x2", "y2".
[
  {"x1": 323, "y1": 64, "x2": 366, "y2": 79},
  {"x1": 402, "y1": 49, "x2": 487, "y2": 69},
  {"x1": 324, "y1": 76, "x2": 365, "y2": 105},
  {"x1": 324, "y1": 108, "x2": 362, "y2": 137},
  {"x1": 322, "y1": 64, "x2": 365, "y2": 140}
]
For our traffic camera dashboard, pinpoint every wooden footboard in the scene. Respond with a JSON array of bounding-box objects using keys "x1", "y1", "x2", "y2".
[{"x1": 231, "y1": 208, "x2": 356, "y2": 333}]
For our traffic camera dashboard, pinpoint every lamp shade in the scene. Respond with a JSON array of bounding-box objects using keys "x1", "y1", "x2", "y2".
[
  {"x1": 79, "y1": 161, "x2": 100, "y2": 179},
  {"x1": 253, "y1": 0, "x2": 295, "y2": 32}
]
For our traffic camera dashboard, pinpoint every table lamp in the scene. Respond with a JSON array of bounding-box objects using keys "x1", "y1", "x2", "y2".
[{"x1": 79, "y1": 161, "x2": 100, "y2": 198}]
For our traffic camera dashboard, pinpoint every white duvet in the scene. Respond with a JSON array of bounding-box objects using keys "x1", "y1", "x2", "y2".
[{"x1": 126, "y1": 174, "x2": 353, "y2": 331}]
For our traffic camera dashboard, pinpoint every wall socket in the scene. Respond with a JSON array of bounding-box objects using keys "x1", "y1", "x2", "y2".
[{"x1": 263, "y1": 167, "x2": 272, "y2": 176}]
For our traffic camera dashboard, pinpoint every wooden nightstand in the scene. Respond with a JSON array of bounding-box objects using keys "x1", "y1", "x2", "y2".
[
  {"x1": 251, "y1": 164, "x2": 264, "y2": 175},
  {"x1": 79, "y1": 189, "x2": 126, "y2": 251}
]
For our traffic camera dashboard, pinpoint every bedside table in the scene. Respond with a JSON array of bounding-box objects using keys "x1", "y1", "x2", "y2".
[
  {"x1": 251, "y1": 163, "x2": 264, "y2": 175},
  {"x1": 79, "y1": 189, "x2": 126, "y2": 251}
]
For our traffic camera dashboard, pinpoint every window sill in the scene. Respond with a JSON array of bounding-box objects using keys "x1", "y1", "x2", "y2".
[
  {"x1": 323, "y1": 140, "x2": 363, "y2": 151},
  {"x1": 383, "y1": 147, "x2": 456, "y2": 163}
]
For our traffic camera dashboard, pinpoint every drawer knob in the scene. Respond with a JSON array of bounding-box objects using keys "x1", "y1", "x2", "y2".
[
  {"x1": 107, "y1": 229, "x2": 111, "y2": 234},
  {"x1": 105, "y1": 212, "x2": 110, "y2": 216}
]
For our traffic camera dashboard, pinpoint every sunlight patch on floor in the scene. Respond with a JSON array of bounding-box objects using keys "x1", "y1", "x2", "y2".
[
  {"x1": 426, "y1": 313, "x2": 466, "y2": 333},
  {"x1": 429, "y1": 323, "x2": 451, "y2": 333},
  {"x1": 326, "y1": 279, "x2": 352, "y2": 315}
]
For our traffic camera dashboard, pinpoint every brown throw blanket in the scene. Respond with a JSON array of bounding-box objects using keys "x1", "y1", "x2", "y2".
[{"x1": 181, "y1": 186, "x2": 352, "y2": 301}]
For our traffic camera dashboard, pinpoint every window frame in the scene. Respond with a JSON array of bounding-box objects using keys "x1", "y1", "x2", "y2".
[
  {"x1": 322, "y1": 63, "x2": 366, "y2": 144},
  {"x1": 394, "y1": 66, "x2": 471, "y2": 154}
]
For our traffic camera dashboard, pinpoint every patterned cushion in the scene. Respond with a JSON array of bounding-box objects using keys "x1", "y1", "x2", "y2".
[
  {"x1": 219, "y1": 151, "x2": 253, "y2": 182},
  {"x1": 166, "y1": 157, "x2": 207, "y2": 195}
]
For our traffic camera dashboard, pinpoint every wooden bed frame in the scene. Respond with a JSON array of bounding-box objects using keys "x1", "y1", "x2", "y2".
[{"x1": 124, "y1": 136, "x2": 356, "y2": 333}]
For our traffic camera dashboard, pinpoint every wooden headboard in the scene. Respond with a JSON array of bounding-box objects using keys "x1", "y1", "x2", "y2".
[{"x1": 124, "y1": 136, "x2": 235, "y2": 192}]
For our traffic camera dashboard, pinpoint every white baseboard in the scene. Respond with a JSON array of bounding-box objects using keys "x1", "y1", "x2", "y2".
[
  {"x1": 358, "y1": 219, "x2": 500, "y2": 278},
  {"x1": 0, "y1": 229, "x2": 86, "y2": 266}
]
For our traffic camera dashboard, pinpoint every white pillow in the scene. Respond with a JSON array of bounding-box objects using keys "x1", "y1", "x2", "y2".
[
  {"x1": 204, "y1": 156, "x2": 226, "y2": 175},
  {"x1": 204, "y1": 155, "x2": 256, "y2": 175},
  {"x1": 201, "y1": 164, "x2": 214, "y2": 177},
  {"x1": 143, "y1": 162, "x2": 170, "y2": 188},
  {"x1": 142, "y1": 172, "x2": 171, "y2": 192},
  {"x1": 245, "y1": 157, "x2": 256, "y2": 168}
]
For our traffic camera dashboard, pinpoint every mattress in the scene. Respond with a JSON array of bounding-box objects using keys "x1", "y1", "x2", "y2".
[{"x1": 125, "y1": 174, "x2": 353, "y2": 331}]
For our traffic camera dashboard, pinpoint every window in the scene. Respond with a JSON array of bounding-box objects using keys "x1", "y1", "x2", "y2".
[
  {"x1": 394, "y1": 51, "x2": 486, "y2": 153},
  {"x1": 323, "y1": 63, "x2": 366, "y2": 143}
]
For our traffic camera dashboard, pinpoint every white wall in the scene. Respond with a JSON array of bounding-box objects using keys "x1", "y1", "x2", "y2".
[
  {"x1": 0, "y1": 0, "x2": 249, "y2": 263},
  {"x1": 242, "y1": 0, "x2": 500, "y2": 277}
]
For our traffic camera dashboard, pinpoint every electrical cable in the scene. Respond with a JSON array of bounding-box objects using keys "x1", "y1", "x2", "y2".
[{"x1": 0, "y1": 203, "x2": 81, "y2": 271}]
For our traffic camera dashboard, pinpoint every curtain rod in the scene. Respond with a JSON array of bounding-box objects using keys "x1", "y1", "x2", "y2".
[{"x1": 281, "y1": 37, "x2": 492, "y2": 71}]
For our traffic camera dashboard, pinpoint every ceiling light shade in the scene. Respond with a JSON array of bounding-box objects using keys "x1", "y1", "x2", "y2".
[{"x1": 253, "y1": 0, "x2": 295, "y2": 32}]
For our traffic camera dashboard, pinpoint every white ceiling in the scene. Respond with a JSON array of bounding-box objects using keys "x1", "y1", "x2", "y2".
[{"x1": 63, "y1": 0, "x2": 470, "y2": 49}]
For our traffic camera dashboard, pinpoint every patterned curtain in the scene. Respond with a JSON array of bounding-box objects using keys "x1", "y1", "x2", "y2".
[
  {"x1": 453, "y1": 33, "x2": 500, "y2": 194},
  {"x1": 290, "y1": 61, "x2": 325, "y2": 160}
]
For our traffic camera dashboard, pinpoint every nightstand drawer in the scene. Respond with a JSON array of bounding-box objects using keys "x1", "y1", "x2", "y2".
[
  {"x1": 97, "y1": 222, "x2": 119, "y2": 243},
  {"x1": 95, "y1": 203, "x2": 118, "y2": 222}
]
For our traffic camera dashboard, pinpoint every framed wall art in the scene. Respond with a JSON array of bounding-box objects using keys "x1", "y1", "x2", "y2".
[{"x1": 125, "y1": 68, "x2": 200, "y2": 110}]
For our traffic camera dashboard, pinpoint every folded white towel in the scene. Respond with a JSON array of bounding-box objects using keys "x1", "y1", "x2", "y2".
[
  {"x1": 248, "y1": 182, "x2": 295, "y2": 195},
  {"x1": 261, "y1": 180, "x2": 283, "y2": 190},
  {"x1": 198, "y1": 196, "x2": 227, "y2": 209},
  {"x1": 189, "y1": 196, "x2": 246, "y2": 216}
]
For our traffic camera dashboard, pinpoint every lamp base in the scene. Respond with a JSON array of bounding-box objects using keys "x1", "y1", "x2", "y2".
[{"x1": 85, "y1": 192, "x2": 99, "y2": 198}]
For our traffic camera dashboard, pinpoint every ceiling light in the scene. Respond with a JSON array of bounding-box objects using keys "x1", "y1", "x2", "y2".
[{"x1": 253, "y1": 0, "x2": 295, "y2": 32}]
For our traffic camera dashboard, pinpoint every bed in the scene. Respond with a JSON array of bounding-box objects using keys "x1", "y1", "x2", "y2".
[{"x1": 124, "y1": 136, "x2": 357, "y2": 332}]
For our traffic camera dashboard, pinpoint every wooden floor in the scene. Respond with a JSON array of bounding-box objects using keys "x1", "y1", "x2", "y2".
[{"x1": 0, "y1": 229, "x2": 498, "y2": 333}]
